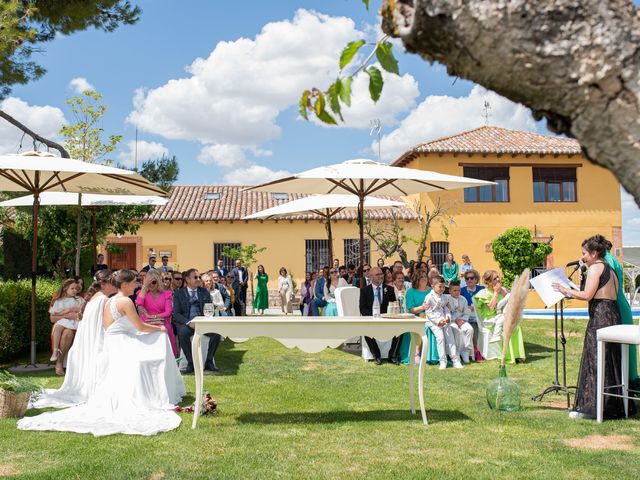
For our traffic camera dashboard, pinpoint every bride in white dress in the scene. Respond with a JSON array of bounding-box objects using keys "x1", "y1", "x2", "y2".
[
  {"x1": 18, "y1": 270, "x2": 186, "y2": 436},
  {"x1": 31, "y1": 270, "x2": 114, "y2": 409}
]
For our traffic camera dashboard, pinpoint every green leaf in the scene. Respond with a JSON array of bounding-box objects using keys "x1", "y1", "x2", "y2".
[
  {"x1": 339, "y1": 39, "x2": 365, "y2": 70},
  {"x1": 328, "y1": 80, "x2": 344, "y2": 121},
  {"x1": 316, "y1": 109, "x2": 338, "y2": 125},
  {"x1": 376, "y1": 42, "x2": 399, "y2": 74},
  {"x1": 339, "y1": 77, "x2": 353, "y2": 106},
  {"x1": 314, "y1": 92, "x2": 325, "y2": 116},
  {"x1": 299, "y1": 90, "x2": 310, "y2": 120},
  {"x1": 361, "y1": 0, "x2": 371, "y2": 10},
  {"x1": 365, "y1": 66, "x2": 384, "y2": 102}
]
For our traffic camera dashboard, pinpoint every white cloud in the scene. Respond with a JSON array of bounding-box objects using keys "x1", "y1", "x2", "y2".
[
  {"x1": 223, "y1": 164, "x2": 291, "y2": 185},
  {"x1": 628, "y1": 217, "x2": 640, "y2": 227},
  {"x1": 198, "y1": 144, "x2": 248, "y2": 168},
  {"x1": 127, "y1": 9, "x2": 361, "y2": 146},
  {"x1": 376, "y1": 85, "x2": 537, "y2": 162},
  {"x1": 118, "y1": 140, "x2": 169, "y2": 168},
  {"x1": 68, "y1": 77, "x2": 95, "y2": 94},
  {"x1": 0, "y1": 97, "x2": 66, "y2": 154}
]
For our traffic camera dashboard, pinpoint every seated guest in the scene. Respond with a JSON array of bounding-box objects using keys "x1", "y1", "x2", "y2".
[
  {"x1": 136, "y1": 269, "x2": 177, "y2": 357},
  {"x1": 171, "y1": 271, "x2": 184, "y2": 291},
  {"x1": 400, "y1": 271, "x2": 440, "y2": 366},
  {"x1": 324, "y1": 267, "x2": 348, "y2": 316},
  {"x1": 161, "y1": 273, "x2": 173, "y2": 291},
  {"x1": 338, "y1": 265, "x2": 347, "y2": 279},
  {"x1": 223, "y1": 274, "x2": 236, "y2": 315},
  {"x1": 310, "y1": 267, "x2": 328, "y2": 316},
  {"x1": 50, "y1": 279, "x2": 85, "y2": 375},
  {"x1": 343, "y1": 263, "x2": 358, "y2": 286},
  {"x1": 423, "y1": 275, "x2": 463, "y2": 369},
  {"x1": 173, "y1": 269, "x2": 221, "y2": 373},
  {"x1": 359, "y1": 267, "x2": 399, "y2": 365},
  {"x1": 157, "y1": 255, "x2": 173, "y2": 273},
  {"x1": 383, "y1": 267, "x2": 393, "y2": 287},
  {"x1": 460, "y1": 269, "x2": 485, "y2": 360},
  {"x1": 446, "y1": 281, "x2": 474, "y2": 364},
  {"x1": 141, "y1": 255, "x2": 157, "y2": 272},
  {"x1": 376, "y1": 258, "x2": 385, "y2": 269},
  {"x1": 211, "y1": 271, "x2": 231, "y2": 316},
  {"x1": 475, "y1": 270, "x2": 526, "y2": 363}
]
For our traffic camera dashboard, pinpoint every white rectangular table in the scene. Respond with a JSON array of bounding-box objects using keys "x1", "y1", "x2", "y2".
[{"x1": 189, "y1": 316, "x2": 429, "y2": 428}]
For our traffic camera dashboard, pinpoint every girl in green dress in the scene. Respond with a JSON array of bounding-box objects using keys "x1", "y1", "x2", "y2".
[
  {"x1": 253, "y1": 265, "x2": 269, "y2": 315},
  {"x1": 474, "y1": 269, "x2": 526, "y2": 363},
  {"x1": 442, "y1": 253, "x2": 459, "y2": 288}
]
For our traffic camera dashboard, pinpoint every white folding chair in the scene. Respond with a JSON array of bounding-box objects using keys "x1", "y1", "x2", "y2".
[
  {"x1": 473, "y1": 297, "x2": 500, "y2": 361},
  {"x1": 596, "y1": 323, "x2": 640, "y2": 422}
]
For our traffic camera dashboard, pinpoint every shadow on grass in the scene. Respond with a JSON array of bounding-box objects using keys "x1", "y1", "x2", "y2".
[
  {"x1": 522, "y1": 341, "x2": 556, "y2": 364},
  {"x1": 235, "y1": 408, "x2": 470, "y2": 424},
  {"x1": 214, "y1": 339, "x2": 247, "y2": 376}
]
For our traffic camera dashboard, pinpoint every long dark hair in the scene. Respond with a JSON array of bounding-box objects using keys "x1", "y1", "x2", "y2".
[{"x1": 582, "y1": 235, "x2": 608, "y2": 259}]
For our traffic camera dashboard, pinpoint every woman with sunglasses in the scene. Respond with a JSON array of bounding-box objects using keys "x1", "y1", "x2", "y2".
[
  {"x1": 323, "y1": 267, "x2": 348, "y2": 316},
  {"x1": 136, "y1": 269, "x2": 177, "y2": 357}
]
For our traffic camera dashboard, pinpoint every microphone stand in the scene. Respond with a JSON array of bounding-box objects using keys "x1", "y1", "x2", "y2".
[{"x1": 532, "y1": 263, "x2": 578, "y2": 407}]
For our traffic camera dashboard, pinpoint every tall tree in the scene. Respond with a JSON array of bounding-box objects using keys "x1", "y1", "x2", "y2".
[{"x1": 139, "y1": 155, "x2": 179, "y2": 192}]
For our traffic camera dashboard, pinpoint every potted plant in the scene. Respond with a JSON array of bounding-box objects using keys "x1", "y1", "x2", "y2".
[{"x1": 0, "y1": 370, "x2": 41, "y2": 418}]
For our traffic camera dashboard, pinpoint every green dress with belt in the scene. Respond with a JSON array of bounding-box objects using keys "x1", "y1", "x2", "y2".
[
  {"x1": 253, "y1": 273, "x2": 269, "y2": 311},
  {"x1": 474, "y1": 288, "x2": 526, "y2": 363},
  {"x1": 399, "y1": 287, "x2": 440, "y2": 365},
  {"x1": 442, "y1": 261, "x2": 459, "y2": 285},
  {"x1": 605, "y1": 251, "x2": 637, "y2": 382}
]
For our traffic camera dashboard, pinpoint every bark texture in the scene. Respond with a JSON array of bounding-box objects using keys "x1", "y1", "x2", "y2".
[{"x1": 382, "y1": 0, "x2": 640, "y2": 204}]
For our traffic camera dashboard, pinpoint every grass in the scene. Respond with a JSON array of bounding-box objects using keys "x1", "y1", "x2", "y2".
[{"x1": 1, "y1": 318, "x2": 640, "y2": 479}]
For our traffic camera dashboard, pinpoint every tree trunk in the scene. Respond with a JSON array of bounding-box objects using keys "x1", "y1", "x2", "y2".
[{"x1": 382, "y1": 0, "x2": 640, "y2": 205}]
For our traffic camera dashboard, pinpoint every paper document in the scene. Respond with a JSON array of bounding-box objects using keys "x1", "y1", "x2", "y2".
[{"x1": 529, "y1": 268, "x2": 579, "y2": 308}]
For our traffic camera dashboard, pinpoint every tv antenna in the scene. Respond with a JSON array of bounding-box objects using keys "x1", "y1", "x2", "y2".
[{"x1": 482, "y1": 101, "x2": 492, "y2": 125}]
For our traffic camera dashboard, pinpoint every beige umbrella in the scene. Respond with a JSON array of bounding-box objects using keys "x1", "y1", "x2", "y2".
[
  {"x1": 0, "y1": 151, "x2": 166, "y2": 370},
  {"x1": 243, "y1": 194, "x2": 405, "y2": 265},
  {"x1": 246, "y1": 158, "x2": 494, "y2": 286}
]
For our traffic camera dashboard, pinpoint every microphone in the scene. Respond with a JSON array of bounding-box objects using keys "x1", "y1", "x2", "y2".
[{"x1": 566, "y1": 260, "x2": 581, "y2": 267}]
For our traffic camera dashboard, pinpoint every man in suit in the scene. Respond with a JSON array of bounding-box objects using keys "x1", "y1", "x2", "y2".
[
  {"x1": 231, "y1": 259, "x2": 248, "y2": 316},
  {"x1": 360, "y1": 267, "x2": 400, "y2": 365},
  {"x1": 310, "y1": 267, "x2": 328, "y2": 316},
  {"x1": 214, "y1": 259, "x2": 229, "y2": 278},
  {"x1": 173, "y1": 268, "x2": 221, "y2": 373},
  {"x1": 157, "y1": 255, "x2": 173, "y2": 273},
  {"x1": 141, "y1": 255, "x2": 157, "y2": 272}
]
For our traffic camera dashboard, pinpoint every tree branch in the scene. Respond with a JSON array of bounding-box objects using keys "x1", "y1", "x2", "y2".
[
  {"x1": 0, "y1": 109, "x2": 69, "y2": 158},
  {"x1": 382, "y1": 0, "x2": 640, "y2": 205}
]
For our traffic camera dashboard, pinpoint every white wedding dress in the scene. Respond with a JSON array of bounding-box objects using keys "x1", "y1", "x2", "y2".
[
  {"x1": 31, "y1": 294, "x2": 108, "y2": 409},
  {"x1": 18, "y1": 297, "x2": 186, "y2": 436}
]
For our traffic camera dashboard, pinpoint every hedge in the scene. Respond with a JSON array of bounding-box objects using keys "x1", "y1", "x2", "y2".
[{"x1": 0, "y1": 278, "x2": 59, "y2": 360}]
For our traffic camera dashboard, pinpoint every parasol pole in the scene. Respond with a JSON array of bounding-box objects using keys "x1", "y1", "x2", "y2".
[
  {"x1": 358, "y1": 182, "x2": 365, "y2": 288},
  {"x1": 324, "y1": 209, "x2": 334, "y2": 268},
  {"x1": 91, "y1": 207, "x2": 97, "y2": 271},
  {"x1": 29, "y1": 187, "x2": 40, "y2": 366}
]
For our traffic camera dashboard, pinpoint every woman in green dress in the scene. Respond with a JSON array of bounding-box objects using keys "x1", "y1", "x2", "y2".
[
  {"x1": 399, "y1": 271, "x2": 440, "y2": 365},
  {"x1": 604, "y1": 242, "x2": 638, "y2": 383},
  {"x1": 442, "y1": 253, "x2": 459, "y2": 289},
  {"x1": 253, "y1": 265, "x2": 269, "y2": 315},
  {"x1": 474, "y1": 269, "x2": 526, "y2": 363}
]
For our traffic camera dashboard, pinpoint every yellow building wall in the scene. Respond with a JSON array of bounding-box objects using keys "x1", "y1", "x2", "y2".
[
  {"x1": 405, "y1": 152, "x2": 622, "y2": 308},
  {"x1": 134, "y1": 219, "x2": 421, "y2": 289}
]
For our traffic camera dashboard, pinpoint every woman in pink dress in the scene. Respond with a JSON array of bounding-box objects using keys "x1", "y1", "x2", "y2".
[{"x1": 136, "y1": 269, "x2": 177, "y2": 357}]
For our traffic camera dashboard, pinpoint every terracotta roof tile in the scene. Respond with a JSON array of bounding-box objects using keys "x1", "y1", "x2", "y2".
[
  {"x1": 393, "y1": 126, "x2": 583, "y2": 167},
  {"x1": 144, "y1": 186, "x2": 418, "y2": 222}
]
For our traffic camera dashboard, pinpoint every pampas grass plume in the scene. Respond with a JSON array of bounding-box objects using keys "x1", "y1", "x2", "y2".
[{"x1": 501, "y1": 268, "x2": 530, "y2": 365}]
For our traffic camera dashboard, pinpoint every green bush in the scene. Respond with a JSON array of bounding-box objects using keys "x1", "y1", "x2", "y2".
[
  {"x1": 0, "y1": 278, "x2": 59, "y2": 360},
  {"x1": 491, "y1": 227, "x2": 552, "y2": 288}
]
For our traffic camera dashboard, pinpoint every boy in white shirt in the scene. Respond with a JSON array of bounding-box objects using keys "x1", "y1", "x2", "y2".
[
  {"x1": 423, "y1": 275, "x2": 463, "y2": 369},
  {"x1": 446, "y1": 281, "x2": 475, "y2": 364}
]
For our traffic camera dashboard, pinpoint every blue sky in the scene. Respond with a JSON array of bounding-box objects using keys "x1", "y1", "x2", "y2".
[{"x1": 3, "y1": 0, "x2": 640, "y2": 244}]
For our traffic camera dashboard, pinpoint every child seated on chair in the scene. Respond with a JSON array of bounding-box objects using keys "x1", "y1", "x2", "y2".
[
  {"x1": 446, "y1": 281, "x2": 474, "y2": 364},
  {"x1": 422, "y1": 275, "x2": 463, "y2": 370}
]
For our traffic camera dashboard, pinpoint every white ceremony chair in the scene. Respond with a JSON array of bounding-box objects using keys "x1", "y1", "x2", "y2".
[
  {"x1": 596, "y1": 323, "x2": 640, "y2": 422},
  {"x1": 335, "y1": 286, "x2": 393, "y2": 361},
  {"x1": 472, "y1": 297, "x2": 500, "y2": 361}
]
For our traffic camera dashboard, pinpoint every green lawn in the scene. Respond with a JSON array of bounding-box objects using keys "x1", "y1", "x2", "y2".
[{"x1": 1, "y1": 318, "x2": 639, "y2": 479}]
